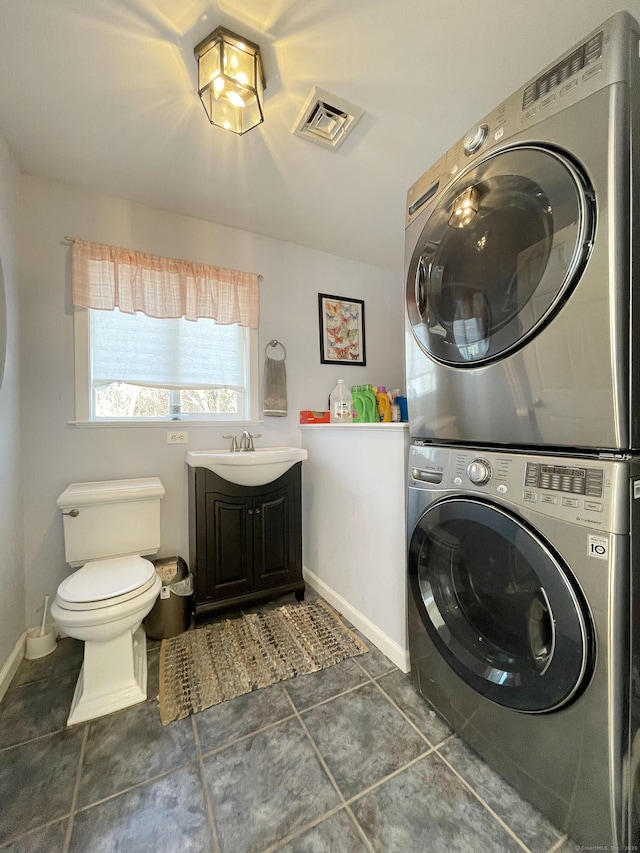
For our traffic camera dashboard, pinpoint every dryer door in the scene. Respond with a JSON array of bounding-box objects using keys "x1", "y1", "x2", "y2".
[
  {"x1": 408, "y1": 496, "x2": 593, "y2": 712},
  {"x1": 406, "y1": 145, "x2": 593, "y2": 366}
]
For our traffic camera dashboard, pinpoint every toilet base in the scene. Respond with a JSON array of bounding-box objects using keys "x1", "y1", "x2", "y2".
[{"x1": 67, "y1": 625, "x2": 148, "y2": 725}]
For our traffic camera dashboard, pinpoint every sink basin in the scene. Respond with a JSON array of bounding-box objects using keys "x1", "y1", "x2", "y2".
[{"x1": 186, "y1": 447, "x2": 308, "y2": 487}]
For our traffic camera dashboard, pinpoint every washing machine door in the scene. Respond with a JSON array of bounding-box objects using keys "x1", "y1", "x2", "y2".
[
  {"x1": 406, "y1": 145, "x2": 593, "y2": 366},
  {"x1": 408, "y1": 496, "x2": 593, "y2": 712}
]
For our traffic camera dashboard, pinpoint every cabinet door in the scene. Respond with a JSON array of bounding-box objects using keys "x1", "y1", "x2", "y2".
[
  {"x1": 253, "y1": 483, "x2": 298, "y2": 589},
  {"x1": 203, "y1": 491, "x2": 253, "y2": 601},
  {"x1": 189, "y1": 463, "x2": 304, "y2": 611}
]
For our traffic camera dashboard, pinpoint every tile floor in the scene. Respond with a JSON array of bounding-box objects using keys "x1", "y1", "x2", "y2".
[{"x1": 0, "y1": 593, "x2": 575, "y2": 853}]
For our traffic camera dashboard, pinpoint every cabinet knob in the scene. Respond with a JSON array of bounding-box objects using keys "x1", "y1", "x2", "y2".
[
  {"x1": 248, "y1": 509, "x2": 254, "y2": 515},
  {"x1": 255, "y1": 508, "x2": 261, "y2": 514}
]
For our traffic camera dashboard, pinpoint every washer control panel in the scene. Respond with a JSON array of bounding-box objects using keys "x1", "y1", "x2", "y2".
[
  {"x1": 524, "y1": 462, "x2": 604, "y2": 497},
  {"x1": 408, "y1": 444, "x2": 628, "y2": 534}
]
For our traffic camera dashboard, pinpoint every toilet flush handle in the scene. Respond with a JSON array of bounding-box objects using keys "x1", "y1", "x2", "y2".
[{"x1": 62, "y1": 509, "x2": 79, "y2": 517}]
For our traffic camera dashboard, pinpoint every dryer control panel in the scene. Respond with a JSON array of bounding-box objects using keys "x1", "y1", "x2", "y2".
[
  {"x1": 405, "y1": 11, "x2": 639, "y2": 228},
  {"x1": 408, "y1": 444, "x2": 630, "y2": 535}
]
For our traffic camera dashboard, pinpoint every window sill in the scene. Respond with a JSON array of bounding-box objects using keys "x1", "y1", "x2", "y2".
[{"x1": 68, "y1": 419, "x2": 264, "y2": 429}]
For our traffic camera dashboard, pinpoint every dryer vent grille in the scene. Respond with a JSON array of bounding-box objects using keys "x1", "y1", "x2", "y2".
[{"x1": 292, "y1": 87, "x2": 365, "y2": 150}]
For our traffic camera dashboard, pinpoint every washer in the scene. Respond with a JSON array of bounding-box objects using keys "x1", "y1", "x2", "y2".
[
  {"x1": 404, "y1": 11, "x2": 640, "y2": 452},
  {"x1": 407, "y1": 442, "x2": 640, "y2": 847}
]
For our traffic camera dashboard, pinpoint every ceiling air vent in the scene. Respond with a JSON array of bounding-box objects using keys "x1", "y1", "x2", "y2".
[{"x1": 292, "y1": 87, "x2": 365, "y2": 150}]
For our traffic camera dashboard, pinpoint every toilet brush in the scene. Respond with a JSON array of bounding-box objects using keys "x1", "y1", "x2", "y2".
[
  {"x1": 38, "y1": 595, "x2": 50, "y2": 637},
  {"x1": 25, "y1": 595, "x2": 56, "y2": 659}
]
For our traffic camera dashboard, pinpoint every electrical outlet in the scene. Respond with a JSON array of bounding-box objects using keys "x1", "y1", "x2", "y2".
[{"x1": 167, "y1": 430, "x2": 188, "y2": 444}]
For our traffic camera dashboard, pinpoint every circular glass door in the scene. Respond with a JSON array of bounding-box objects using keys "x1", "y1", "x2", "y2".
[
  {"x1": 408, "y1": 497, "x2": 593, "y2": 712},
  {"x1": 406, "y1": 145, "x2": 594, "y2": 366}
]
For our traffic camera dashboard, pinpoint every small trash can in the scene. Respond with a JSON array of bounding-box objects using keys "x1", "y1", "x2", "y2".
[{"x1": 145, "y1": 556, "x2": 194, "y2": 640}]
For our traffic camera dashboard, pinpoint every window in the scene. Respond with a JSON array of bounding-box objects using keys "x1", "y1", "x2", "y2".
[
  {"x1": 75, "y1": 308, "x2": 258, "y2": 422},
  {"x1": 70, "y1": 239, "x2": 260, "y2": 424}
]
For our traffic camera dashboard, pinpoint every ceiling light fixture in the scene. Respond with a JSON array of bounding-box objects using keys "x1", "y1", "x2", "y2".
[{"x1": 194, "y1": 26, "x2": 265, "y2": 136}]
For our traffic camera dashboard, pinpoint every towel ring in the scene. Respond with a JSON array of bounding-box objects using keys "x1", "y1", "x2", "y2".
[{"x1": 266, "y1": 339, "x2": 287, "y2": 360}]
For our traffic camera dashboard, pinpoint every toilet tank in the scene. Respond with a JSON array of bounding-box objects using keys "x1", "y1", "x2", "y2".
[{"x1": 57, "y1": 477, "x2": 165, "y2": 567}]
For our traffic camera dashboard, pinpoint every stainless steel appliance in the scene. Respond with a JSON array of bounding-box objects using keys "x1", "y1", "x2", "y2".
[
  {"x1": 407, "y1": 442, "x2": 640, "y2": 847},
  {"x1": 404, "y1": 11, "x2": 640, "y2": 452}
]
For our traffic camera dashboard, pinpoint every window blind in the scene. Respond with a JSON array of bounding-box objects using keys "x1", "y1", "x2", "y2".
[{"x1": 91, "y1": 309, "x2": 247, "y2": 390}]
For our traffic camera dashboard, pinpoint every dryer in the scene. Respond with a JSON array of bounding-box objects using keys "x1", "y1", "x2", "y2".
[
  {"x1": 407, "y1": 442, "x2": 640, "y2": 847},
  {"x1": 404, "y1": 11, "x2": 640, "y2": 452}
]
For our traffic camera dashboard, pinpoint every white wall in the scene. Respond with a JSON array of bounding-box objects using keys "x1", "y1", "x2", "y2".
[
  {"x1": 19, "y1": 176, "x2": 403, "y2": 624},
  {"x1": 0, "y1": 131, "x2": 24, "y2": 664},
  {"x1": 301, "y1": 425, "x2": 410, "y2": 671}
]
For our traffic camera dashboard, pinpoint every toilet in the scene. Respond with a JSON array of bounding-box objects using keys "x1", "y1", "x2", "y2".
[{"x1": 51, "y1": 477, "x2": 165, "y2": 726}]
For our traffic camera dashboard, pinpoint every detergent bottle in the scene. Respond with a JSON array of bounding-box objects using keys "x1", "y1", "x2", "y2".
[
  {"x1": 351, "y1": 385, "x2": 366, "y2": 422},
  {"x1": 375, "y1": 385, "x2": 392, "y2": 422},
  {"x1": 363, "y1": 385, "x2": 378, "y2": 422}
]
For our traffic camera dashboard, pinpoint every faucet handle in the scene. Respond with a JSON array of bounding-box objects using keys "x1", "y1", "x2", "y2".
[{"x1": 223, "y1": 434, "x2": 238, "y2": 452}]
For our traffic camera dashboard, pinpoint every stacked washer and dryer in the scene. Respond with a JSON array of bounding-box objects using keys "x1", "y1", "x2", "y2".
[{"x1": 404, "y1": 11, "x2": 640, "y2": 848}]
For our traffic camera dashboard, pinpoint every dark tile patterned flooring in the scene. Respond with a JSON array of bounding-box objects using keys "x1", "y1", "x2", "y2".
[{"x1": 0, "y1": 594, "x2": 572, "y2": 853}]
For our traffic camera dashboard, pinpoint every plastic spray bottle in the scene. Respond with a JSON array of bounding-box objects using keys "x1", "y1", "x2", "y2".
[{"x1": 389, "y1": 389, "x2": 401, "y2": 422}]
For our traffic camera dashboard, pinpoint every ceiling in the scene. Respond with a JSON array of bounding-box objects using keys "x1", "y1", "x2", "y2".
[{"x1": 0, "y1": 0, "x2": 638, "y2": 272}]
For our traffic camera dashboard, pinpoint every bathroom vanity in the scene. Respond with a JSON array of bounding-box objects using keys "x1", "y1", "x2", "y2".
[{"x1": 187, "y1": 462, "x2": 304, "y2": 615}]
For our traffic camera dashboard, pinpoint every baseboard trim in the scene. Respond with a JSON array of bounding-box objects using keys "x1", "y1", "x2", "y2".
[
  {"x1": 0, "y1": 632, "x2": 27, "y2": 704},
  {"x1": 303, "y1": 567, "x2": 410, "y2": 673}
]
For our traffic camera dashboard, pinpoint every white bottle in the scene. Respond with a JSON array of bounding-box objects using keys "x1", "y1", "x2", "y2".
[{"x1": 329, "y1": 379, "x2": 353, "y2": 423}]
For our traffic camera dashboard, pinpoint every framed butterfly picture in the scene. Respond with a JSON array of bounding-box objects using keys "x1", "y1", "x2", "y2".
[{"x1": 318, "y1": 293, "x2": 366, "y2": 366}]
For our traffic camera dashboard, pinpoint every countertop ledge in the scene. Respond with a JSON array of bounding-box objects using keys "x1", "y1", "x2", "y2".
[{"x1": 299, "y1": 423, "x2": 409, "y2": 430}]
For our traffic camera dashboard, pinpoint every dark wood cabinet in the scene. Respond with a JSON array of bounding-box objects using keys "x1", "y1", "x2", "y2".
[{"x1": 188, "y1": 462, "x2": 304, "y2": 615}]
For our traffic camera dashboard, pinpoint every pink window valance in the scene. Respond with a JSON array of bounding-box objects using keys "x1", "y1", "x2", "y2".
[{"x1": 71, "y1": 239, "x2": 260, "y2": 328}]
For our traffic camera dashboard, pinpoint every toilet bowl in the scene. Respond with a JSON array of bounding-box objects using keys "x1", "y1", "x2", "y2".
[{"x1": 52, "y1": 478, "x2": 165, "y2": 726}]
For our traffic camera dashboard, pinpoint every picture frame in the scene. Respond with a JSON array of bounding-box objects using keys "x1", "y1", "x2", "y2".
[{"x1": 318, "y1": 293, "x2": 366, "y2": 366}]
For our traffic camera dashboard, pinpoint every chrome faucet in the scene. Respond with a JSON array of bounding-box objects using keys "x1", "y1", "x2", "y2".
[{"x1": 239, "y1": 430, "x2": 261, "y2": 451}]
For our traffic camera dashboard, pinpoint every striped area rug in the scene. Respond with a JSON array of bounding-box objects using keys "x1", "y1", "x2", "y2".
[{"x1": 158, "y1": 599, "x2": 368, "y2": 725}]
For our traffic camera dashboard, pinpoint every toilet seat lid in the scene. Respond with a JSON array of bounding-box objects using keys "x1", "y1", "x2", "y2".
[{"x1": 57, "y1": 555, "x2": 156, "y2": 605}]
